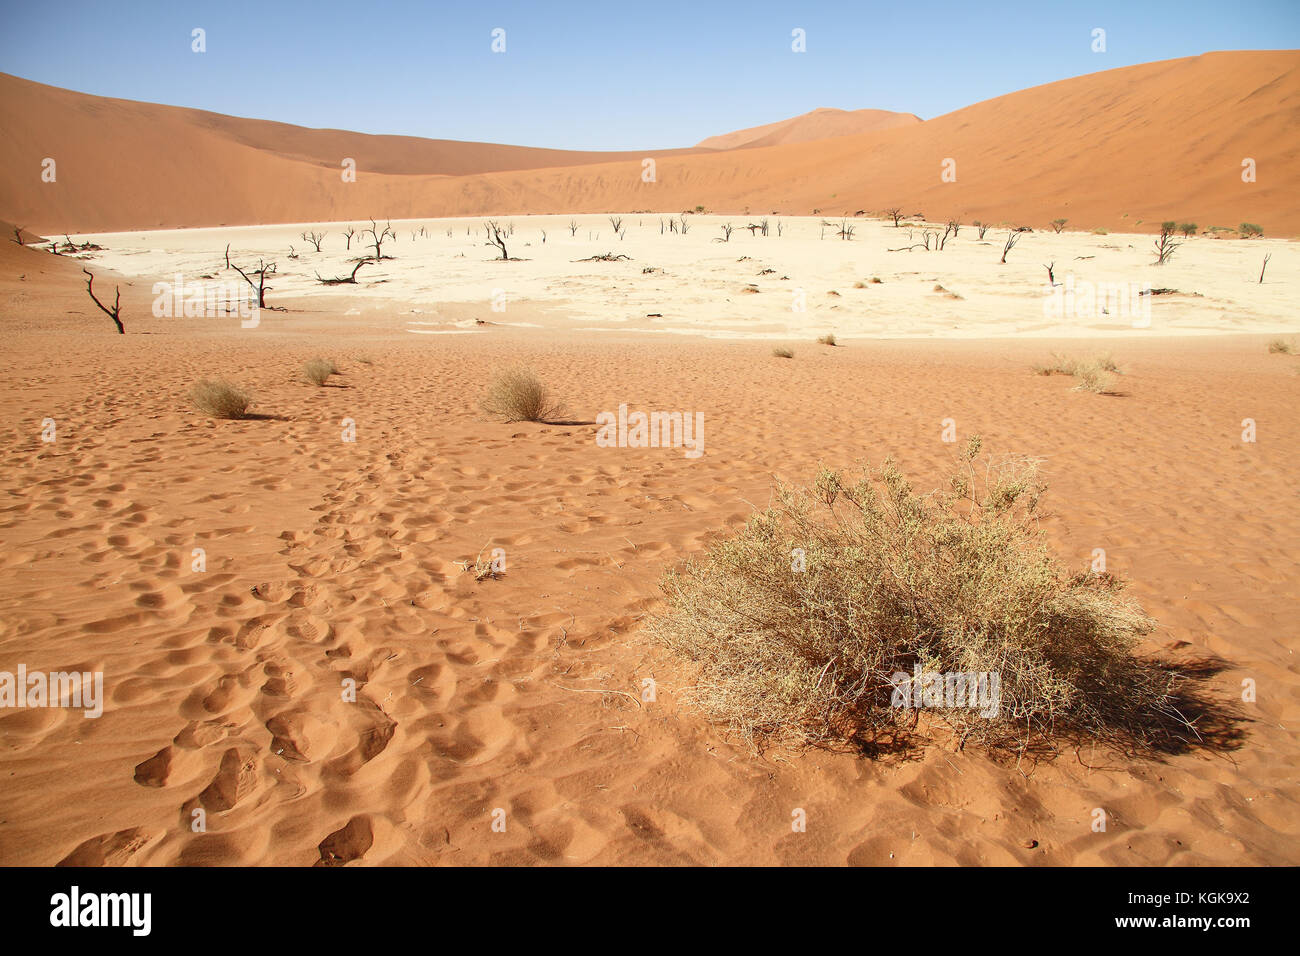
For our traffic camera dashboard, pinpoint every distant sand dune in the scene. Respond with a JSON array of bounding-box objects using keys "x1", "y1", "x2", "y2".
[
  {"x1": 2, "y1": 51, "x2": 1297, "y2": 234},
  {"x1": 694, "y1": 106, "x2": 922, "y2": 150}
]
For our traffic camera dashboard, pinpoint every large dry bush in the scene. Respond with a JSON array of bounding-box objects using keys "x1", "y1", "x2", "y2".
[
  {"x1": 479, "y1": 367, "x2": 564, "y2": 423},
  {"x1": 188, "y1": 380, "x2": 253, "y2": 419},
  {"x1": 649, "y1": 438, "x2": 1190, "y2": 757}
]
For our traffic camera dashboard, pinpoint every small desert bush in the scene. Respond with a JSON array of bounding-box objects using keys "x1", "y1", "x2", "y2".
[
  {"x1": 480, "y1": 366, "x2": 565, "y2": 422},
  {"x1": 1267, "y1": 338, "x2": 1294, "y2": 354},
  {"x1": 303, "y1": 358, "x2": 337, "y2": 386},
  {"x1": 648, "y1": 440, "x2": 1186, "y2": 755},
  {"x1": 189, "y1": 380, "x2": 253, "y2": 419},
  {"x1": 1240, "y1": 223, "x2": 1264, "y2": 238},
  {"x1": 772, "y1": 347, "x2": 794, "y2": 359},
  {"x1": 817, "y1": 334, "x2": 837, "y2": 346},
  {"x1": 1034, "y1": 353, "x2": 1119, "y2": 393}
]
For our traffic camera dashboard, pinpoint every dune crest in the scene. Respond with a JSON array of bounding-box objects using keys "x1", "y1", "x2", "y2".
[{"x1": 1, "y1": 52, "x2": 1297, "y2": 235}]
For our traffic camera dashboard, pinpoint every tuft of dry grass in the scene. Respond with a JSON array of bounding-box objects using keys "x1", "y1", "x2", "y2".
[
  {"x1": 817, "y1": 334, "x2": 837, "y2": 346},
  {"x1": 188, "y1": 380, "x2": 253, "y2": 419},
  {"x1": 480, "y1": 366, "x2": 565, "y2": 422},
  {"x1": 303, "y1": 358, "x2": 337, "y2": 386},
  {"x1": 772, "y1": 347, "x2": 794, "y2": 359},
  {"x1": 648, "y1": 440, "x2": 1192, "y2": 757},
  {"x1": 1033, "y1": 353, "x2": 1120, "y2": 393},
  {"x1": 1267, "y1": 338, "x2": 1294, "y2": 354}
]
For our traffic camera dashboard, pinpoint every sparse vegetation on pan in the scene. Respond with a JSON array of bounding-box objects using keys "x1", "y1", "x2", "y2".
[
  {"x1": 648, "y1": 439, "x2": 1198, "y2": 757},
  {"x1": 1034, "y1": 353, "x2": 1121, "y2": 393},
  {"x1": 772, "y1": 347, "x2": 794, "y2": 358}
]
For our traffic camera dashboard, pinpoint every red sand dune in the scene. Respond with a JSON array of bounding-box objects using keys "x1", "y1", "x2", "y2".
[
  {"x1": 695, "y1": 107, "x2": 922, "y2": 150},
  {"x1": 1, "y1": 51, "x2": 1297, "y2": 234}
]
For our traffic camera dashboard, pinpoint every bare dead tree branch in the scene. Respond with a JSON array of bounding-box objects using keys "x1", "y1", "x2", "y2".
[
  {"x1": 1000, "y1": 231, "x2": 1020, "y2": 264},
  {"x1": 316, "y1": 260, "x2": 370, "y2": 285},
  {"x1": 363, "y1": 219, "x2": 395, "y2": 261},
  {"x1": 231, "y1": 259, "x2": 277, "y2": 309},
  {"x1": 485, "y1": 220, "x2": 509, "y2": 259},
  {"x1": 82, "y1": 269, "x2": 125, "y2": 334}
]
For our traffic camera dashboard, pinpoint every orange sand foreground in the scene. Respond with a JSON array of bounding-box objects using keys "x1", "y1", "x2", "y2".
[{"x1": 0, "y1": 237, "x2": 1296, "y2": 866}]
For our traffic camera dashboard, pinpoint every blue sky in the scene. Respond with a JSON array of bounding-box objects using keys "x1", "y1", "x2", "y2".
[{"x1": 1, "y1": 0, "x2": 1297, "y2": 149}]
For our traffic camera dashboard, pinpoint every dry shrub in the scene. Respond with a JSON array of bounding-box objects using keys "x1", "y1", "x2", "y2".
[
  {"x1": 480, "y1": 366, "x2": 564, "y2": 422},
  {"x1": 188, "y1": 380, "x2": 253, "y2": 419},
  {"x1": 649, "y1": 439, "x2": 1191, "y2": 757},
  {"x1": 1267, "y1": 339, "x2": 1294, "y2": 354},
  {"x1": 772, "y1": 347, "x2": 794, "y2": 359},
  {"x1": 303, "y1": 358, "x2": 337, "y2": 386},
  {"x1": 817, "y1": 334, "x2": 837, "y2": 346},
  {"x1": 1034, "y1": 353, "x2": 1119, "y2": 393}
]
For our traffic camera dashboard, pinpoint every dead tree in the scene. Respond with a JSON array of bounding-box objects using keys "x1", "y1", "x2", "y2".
[
  {"x1": 974, "y1": 221, "x2": 989, "y2": 239},
  {"x1": 363, "y1": 219, "x2": 396, "y2": 260},
  {"x1": 1000, "y1": 231, "x2": 1020, "y2": 264},
  {"x1": 1044, "y1": 261, "x2": 1056, "y2": 286},
  {"x1": 947, "y1": 219, "x2": 960, "y2": 237},
  {"x1": 82, "y1": 269, "x2": 125, "y2": 334},
  {"x1": 11, "y1": 225, "x2": 25, "y2": 245},
  {"x1": 885, "y1": 207, "x2": 903, "y2": 227},
  {"x1": 1051, "y1": 218, "x2": 1068, "y2": 234},
  {"x1": 569, "y1": 219, "x2": 579, "y2": 237},
  {"x1": 224, "y1": 243, "x2": 231, "y2": 270},
  {"x1": 343, "y1": 226, "x2": 356, "y2": 250},
  {"x1": 936, "y1": 221, "x2": 956, "y2": 250},
  {"x1": 1260, "y1": 253, "x2": 1272, "y2": 284},
  {"x1": 232, "y1": 259, "x2": 277, "y2": 309},
  {"x1": 718, "y1": 223, "x2": 733, "y2": 242},
  {"x1": 1153, "y1": 223, "x2": 1181, "y2": 265},
  {"x1": 301, "y1": 231, "x2": 325, "y2": 252},
  {"x1": 485, "y1": 220, "x2": 509, "y2": 259},
  {"x1": 678, "y1": 215, "x2": 690, "y2": 235},
  {"x1": 316, "y1": 260, "x2": 370, "y2": 285},
  {"x1": 836, "y1": 219, "x2": 856, "y2": 240}
]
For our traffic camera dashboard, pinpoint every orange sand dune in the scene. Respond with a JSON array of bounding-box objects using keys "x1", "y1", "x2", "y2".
[
  {"x1": 695, "y1": 106, "x2": 922, "y2": 150},
  {"x1": 2, "y1": 51, "x2": 1298, "y2": 237}
]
